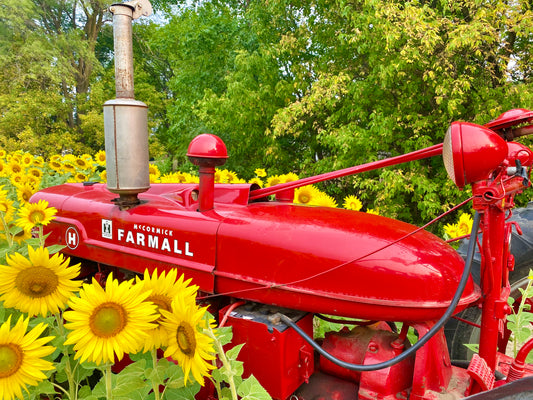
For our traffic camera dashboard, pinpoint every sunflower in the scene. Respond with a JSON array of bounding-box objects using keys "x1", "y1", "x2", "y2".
[
  {"x1": 27, "y1": 168, "x2": 43, "y2": 179},
  {"x1": 161, "y1": 294, "x2": 215, "y2": 386},
  {"x1": 248, "y1": 177, "x2": 264, "y2": 188},
  {"x1": 0, "y1": 246, "x2": 82, "y2": 317},
  {"x1": 6, "y1": 160, "x2": 22, "y2": 175},
  {"x1": 294, "y1": 185, "x2": 319, "y2": 205},
  {"x1": 457, "y1": 213, "x2": 473, "y2": 236},
  {"x1": 266, "y1": 175, "x2": 282, "y2": 187},
  {"x1": 135, "y1": 269, "x2": 198, "y2": 352},
  {"x1": 0, "y1": 196, "x2": 15, "y2": 224},
  {"x1": 32, "y1": 157, "x2": 44, "y2": 168},
  {"x1": 20, "y1": 153, "x2": 33, "y2": 167},
  {"x1": 11, "y1": 226, "x2": 33, "y2": 245},
  {"x1": 310, "y1": 193, "x2": 338, "y2": 208},
  {"x1": 0, "y1": 315, "x2": 55, "y2": 400},
  {"x1": 64, "y1": 274, "x2": 158, "y2": 365},
  {"x1": 74, "y1": 157, "x2": 89, "y2": 170},
  {"x1": 99, "y1": 170, "x2": 107, "y2": 183},
  {"x1": 15, "y1": 199, "x2": 57, "y2": 231},
  {"x1": 366, "y1": 208, "x2": 380, "y2": 215},
  {"x1": 444, "y1": 223, "x2": 461, "y2": 239},
  {"x1": 48, "y1": 160, "x2": 63, "y2": 172},
  {"x1": 281, "y1": 172, "x2": 299, "y2": 183},
  {"x1": 343, "y1": 195, "x2": 363, "y2": 211},
  {"x1": 16, "y1": 182, "x2": 37, "y2": 205},
  {"x1": 94, "y1": 150, "x2": 106, "y2": 166},
  {"x1": 225, "y1": 170, "x2": 238, "y2": 183},
  {"x1": 254, "y1": 168, "x2": 267, "y2": 177}
]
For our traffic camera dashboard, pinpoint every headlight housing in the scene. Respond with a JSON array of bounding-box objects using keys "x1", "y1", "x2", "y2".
[{"x1": 443, "y1": 122, "x2": 508, "y2": 188}]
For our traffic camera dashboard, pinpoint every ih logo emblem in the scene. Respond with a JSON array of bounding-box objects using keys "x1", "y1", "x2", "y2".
[
  {"x1": 65, "y1": 227, "x2": 79, "y2": 250},
  {"x1": 102, "y1": 219, "x2": 112, "y2": 239}
]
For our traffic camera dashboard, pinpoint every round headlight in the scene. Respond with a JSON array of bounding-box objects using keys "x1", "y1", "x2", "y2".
[{"x1": 442, "y1": 122, "x2": 508, "y2": 188}]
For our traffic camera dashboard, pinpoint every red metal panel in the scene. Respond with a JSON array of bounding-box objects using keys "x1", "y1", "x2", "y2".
[
  {"x1": 219, "y1": 303, "x2": 315, "y2": 400},
  {"x1": 215, "y1": 203, "x2": 480, "y2": 321}
]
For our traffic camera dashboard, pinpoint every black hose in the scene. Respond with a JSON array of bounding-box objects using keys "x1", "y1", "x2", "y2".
[{"x1": 280, "y1": 211, "x2": 481, "y2": 372}]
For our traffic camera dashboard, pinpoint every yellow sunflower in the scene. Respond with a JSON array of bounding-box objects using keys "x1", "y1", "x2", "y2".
[
  {"x1": 343, "y1": 195, "x2": 363, "y2": 211},
  {"x1": 16, "y1": 182, "x2": 37, "y2": 205},
  {"x1": 11, "y1": 226, "x2": 33, "y2": 245},
  {"x1": 6, "y1": 160, "x2": 23, "y2": 175},
  {"x1": 20, "y1": 153, "x2": 33, "y2": 167},
  {"x1": 457, "y1": 213, "x2": 473, "y2": 236},
  {"x1": 161, "y1": 294, "x2": 215, "y2": 386},
  {"x1": 444, "y1": 223, "x2": 461, "y2": 239},
  {"x1": 99, "y1": 170, "x2": 107, "y2": 183},
  {"x1": 95, "y1": 150, "x2": 106, "y2": 166},
  {"x1": 294, "y1": 185, "x2": 319, "y2": 205},
  {"x1": 64, "y1": 274, "x2": 158, "y2": 365},
  {"x1": 15, "y1": 199, "x2": 57, "y2": 231},
  {"x1": 254, "y1": 168, "x2": 267, "y2": 177},
  {"x1": 281, "y1": 172, "x2": 299, "y2": 183},
  {"x1": 366, "y1": 208, "x2": 380, "y2": 215},
  {"x1": 0, "y1": 196, "x2": 15, "y2": 224},
  {"x1": 248, "y1": 177, "x2": 264, "y2": 188},
  {"x1": 74, "y1": 157, "x2": 89, "y2": 170},
  {"x1": 48, "y1": 160, "x2": 63, "y2": 172},
  {"x1": 27, "y1": 168, "x2": 43, "y2": 179},
  {"x1": 135, "y1": 269, "x2": 198, "y2": 352},
  {"x1": 32, "y1": 156, "x2": 44, "y2": 168},
  {"x1": 0, "y1": 246, "x2": 82, "y2": 317},
  {"x1": 266, "y1": 175, "x2": 282, "y2": 187},
  {"x1": 0, "y1": 315, "x2": 55, "y2": 400},
  {"x1": 310, "y1": 193, "x2": 338, "y2": 208}
]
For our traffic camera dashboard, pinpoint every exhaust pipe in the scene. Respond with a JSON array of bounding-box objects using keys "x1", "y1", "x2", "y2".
[{"x1": 103, "y1": 0, "x2": 152, "y2": 208}]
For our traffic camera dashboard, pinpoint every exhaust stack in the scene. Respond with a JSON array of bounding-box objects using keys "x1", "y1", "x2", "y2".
[{"x1": 103, "y1": 0, "x2": 152, "y2": 208}]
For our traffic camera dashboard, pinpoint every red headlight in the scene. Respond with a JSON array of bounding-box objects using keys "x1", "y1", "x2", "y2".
[{"x1": 443, "y1": 122, "x2": 508, "y2": 188}]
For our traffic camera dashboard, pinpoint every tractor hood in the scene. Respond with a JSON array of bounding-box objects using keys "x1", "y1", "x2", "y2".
[{"x1": 33, "y1": 183, "x2": 480, "y2": 322}]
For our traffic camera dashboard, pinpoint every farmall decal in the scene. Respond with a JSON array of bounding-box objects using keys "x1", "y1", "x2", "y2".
[{"x1": 101, "y1": 219, "x2": 193, "y2": 257}]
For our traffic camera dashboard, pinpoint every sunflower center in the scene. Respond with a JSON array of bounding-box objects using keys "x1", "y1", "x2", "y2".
[
  {"x1": 299, "y1": 193, "x2": 310, "y2": 203},
  {"x1": 176, "y1": 322, "x2": 196, "y2": 356},
  {"x1": 15, "y1": 266, "x2": 59, "y2": 298},
  {"x1": 0, "y1": 344, "x2": 23, "y2": 378},
  {"x1": 90, "y1": 302, "x2": 127, "y2": 337},
  {"x1": 148, "y1": 294, "x2": 172, "y2": 323},
  {"x1": 28, "y1": 210, "x2": 47, "y2": 224}
]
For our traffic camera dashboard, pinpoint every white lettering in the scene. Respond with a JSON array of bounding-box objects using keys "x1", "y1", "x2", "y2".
[
  {"x1": 118, "y1": 229, "x2": 125, "y2": 241},
  {"x1": 173, "y1": 240, "x2": 182, "y2": 254},
  {"x1": 148, "y1": 235, "x2": 158, "y2": 249},
  {"x1": 67, "y1": 231, "x2": 77, "y2": 246},
  {"x1": 126, "y1": 231, "x2": 135, "y2": 244},
  {"x1": 185, "y1": 242, "x2": 193, "y2": 257},
  {"x1": 161, "y1": 238, "x2": 171, "y2": 252},
  {"x1": 136, "y1": 232, "x2": 145, "y2": 246}
]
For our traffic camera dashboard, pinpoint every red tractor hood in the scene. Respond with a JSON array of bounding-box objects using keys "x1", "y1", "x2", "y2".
[{"x1": 33, "y1": 183, "x2": 480, "y2": 322}]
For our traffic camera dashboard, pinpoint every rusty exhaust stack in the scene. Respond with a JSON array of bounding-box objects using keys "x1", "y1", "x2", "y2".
[{"x1": 104, "y1": 0, "x2": 152, "y2": 208}]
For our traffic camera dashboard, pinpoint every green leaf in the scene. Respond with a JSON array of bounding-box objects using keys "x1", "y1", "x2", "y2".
[
  {"x1": 237, "y1": 375, "x2": 272, "y2": 400},
  {"x1": 165, "y1": 382, "x2": 201, "y2": 400}
]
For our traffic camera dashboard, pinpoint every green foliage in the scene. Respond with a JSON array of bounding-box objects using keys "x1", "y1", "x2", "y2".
[{"x1": 507, "y1": 271, "x2": 533, "y2": 363}]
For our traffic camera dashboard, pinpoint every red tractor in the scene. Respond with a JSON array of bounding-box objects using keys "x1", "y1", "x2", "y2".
[{"x1": 32, "y1": 1, "x2": 533, "y2": 399}]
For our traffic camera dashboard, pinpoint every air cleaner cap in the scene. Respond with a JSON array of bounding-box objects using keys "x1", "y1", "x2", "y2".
[{"x1": 187, "y1": 134, "x2": 228, "y2": 167}]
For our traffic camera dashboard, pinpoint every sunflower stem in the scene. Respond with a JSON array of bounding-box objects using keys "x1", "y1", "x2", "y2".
[
  {"x1": 55, "y1": 313, "x2": 77, "y2": 400},
  {"x1": 206, "y1": 328, "x2": 238, "y2": 400},
  {"x1": 38, "y1": 224, "x2": 45, "y2": 247},
  {"x1": 106, "y1": 365, "x2": 113, "y2": 400},
  {"x1": 0, "y1": 211, "x2": 13, "y2": 247},
  {"x1": 151, "y1": 349, "x2": 161, "y2": 400}
]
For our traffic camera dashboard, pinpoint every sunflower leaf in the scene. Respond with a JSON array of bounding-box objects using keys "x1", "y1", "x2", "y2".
[
  {"x1": 237, "y1": 375, "x2": 273, "y2": 400},
  {"x1": 165, "y1": 382, "x2": 201, "y2": 400}
]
